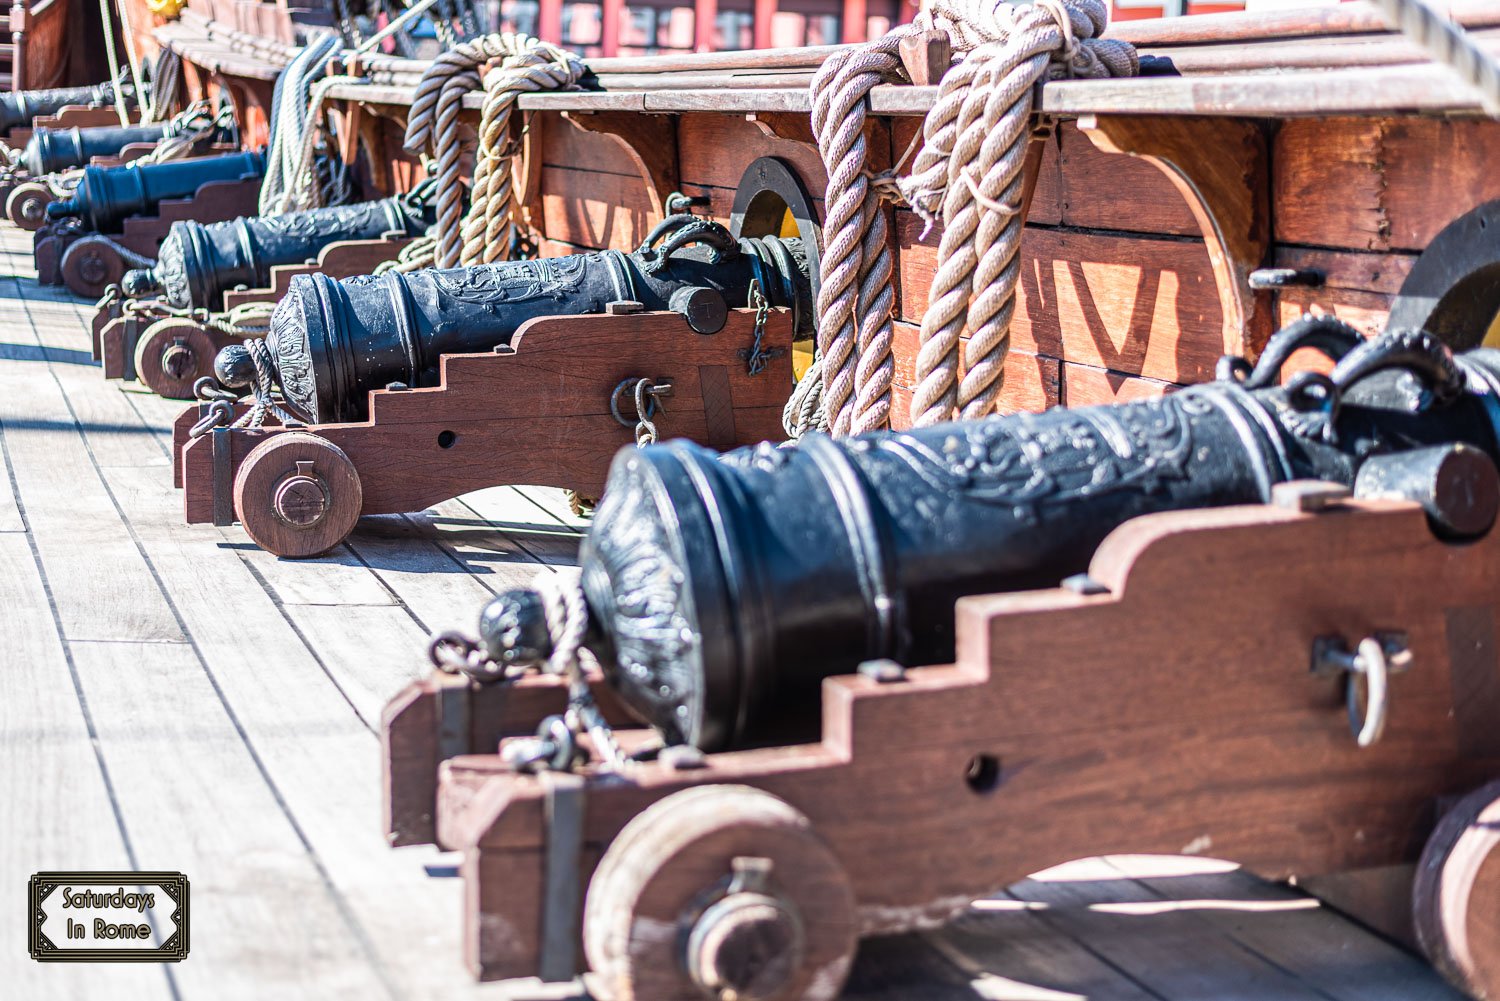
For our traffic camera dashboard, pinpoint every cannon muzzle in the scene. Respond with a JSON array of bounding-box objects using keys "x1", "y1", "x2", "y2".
[
  {"x1": 45, "y1": 150, "x2": 265, "y2": 233},
  {"x1": 120, "y1": 194, "x2": 437, "y2": 310},
  {"x1": 476, "y1": 318, "x2": 1500, "y2": 751},
  {"x1": 234, "y1": 217, "x2": 812, "y2": 424}
]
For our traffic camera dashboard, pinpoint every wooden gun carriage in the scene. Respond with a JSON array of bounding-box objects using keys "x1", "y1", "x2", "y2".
[{"x1": 380, "y1": 492, "x2": 1500, "y2": 999}]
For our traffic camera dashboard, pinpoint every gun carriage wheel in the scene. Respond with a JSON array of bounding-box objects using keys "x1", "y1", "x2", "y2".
[
  {"x1": 233, "y1": 431, "x2": 363, "y2": 559},
  {"x1": 6, "y1": 181, "x2": 53, "y2": 231},
  {"x1": 135, "y1": 317, "x2": 224, "y2": 399},
  {"x1": 60, "y1": 236, "x2": 128, "y2": 299},
  {"x1": 583, "y1": 785, "x2": 857, "y2": 1001},
  {"x1": 1414, "y1": 780, "x2": 1500, "y2": 999}
]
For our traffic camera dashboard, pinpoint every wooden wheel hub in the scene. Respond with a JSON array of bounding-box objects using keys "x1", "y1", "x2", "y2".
[
  {"x1": 60, "y1": 239, "x2": 127, "y2": 299},
  {"x1": 272, "y1": 462, "x2": 330, "y2": 527},
  {"x1": 686, "y1": 880, "x2": 803, "y2": 1000},
  {"x1": 233, "y1": 432, "x2": 363, "y2": 559},
  {"x1": 6, "y1": 182, "x2": 53, "y2": 231},
  {"x1": 134, "y1": 320, "x2": 224, "y2": 400},
  {"x1": 1415, "y1": 780, "x2": 1500, "y2": 999},
  {"x1": 583, "y1": 785, "x2": 855, "y2": 1001}
]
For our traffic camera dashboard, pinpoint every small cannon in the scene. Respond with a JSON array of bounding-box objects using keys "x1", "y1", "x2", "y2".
[
  {"x1": 0, "y1": 80, "x2": 129, "y2": 136},
  {"x1": 220, "y1": 218, "x2": 809, "y2": 425},
  {"x1": 2, "y1": 122, "x2": 175, "y2": 230},
  {"x1": 97, "y1": 194, "x2": 437, "y2": 398},
  {"x1": 173, "y1": 157, "x2": 827, "y2": 559},
  {"x1": 19, "y1": 122, "x2": 173, "y2": 178},
  {"x1": 120, "y1": 193, "x2": 438, "y2": 311},
  {"x1": 45, "y1": 150, "x2": 266, "y2": 234},
  {"x1": 380, "y1": 318, "x2": 1500, "y2": 998},
  {"x1": 35, "y1": 151, "x2": 266, "y2": 298}
]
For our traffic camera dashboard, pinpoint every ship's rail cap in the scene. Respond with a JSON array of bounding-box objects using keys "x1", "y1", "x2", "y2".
[{"x1": 158, "y1": 2, "x2": 1500, "y2": 119}]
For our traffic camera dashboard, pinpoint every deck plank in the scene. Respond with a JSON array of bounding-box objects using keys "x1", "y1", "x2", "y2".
[{"x1": 0, "y1": 534, "x2": 177, "y2": 1001}]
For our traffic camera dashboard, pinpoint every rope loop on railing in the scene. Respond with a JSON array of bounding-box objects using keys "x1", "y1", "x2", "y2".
[
  {"x1": 403, "y1": 33, "x2": 584, "y2": 268},
  {"x1": 795, "y1": 0, "x2": 1136, "y2": 438}
]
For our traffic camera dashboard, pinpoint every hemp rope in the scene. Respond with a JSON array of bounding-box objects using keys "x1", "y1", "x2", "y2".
[
  {"x1": 273, "y1": 74, "x2": 367, "y2": 214},
  {"x1": 66, "y1": 233, "x2": 155, "y2": 270},
  {"x1": 260, "y1": 33, "x2": 342, "y2": 216},
  {"x1": 798, "y1": 0, "x2": 1135, "y2": 437},
  {"x1": 1373, "y1": 0, "x2": 1500, "y2": 115},
  {"x1": 403, "y1": 33, "x2": 583, "y2": 268}
]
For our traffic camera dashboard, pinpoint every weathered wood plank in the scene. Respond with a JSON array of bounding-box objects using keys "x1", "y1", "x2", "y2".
[
  {"x1": 1107, "y1": 855, "x2": 1462, "y2": 1001},
  {"x1": 1276, "y1": 118, "x2": 1500, "y2": 253},
  {"x1": 1061, "y1": 361, "x2": 1175, "y2": 407},
  {"x1": 539, "y1": 164, "x2": 656, "y2": 250},
  {"x1": 0, "y1": 534, "x2": 176, "y2": 1001},
  {"x1": 68, "y1": 639, "x2": 390, "y2": 1000},
  {"x1": 0, "y1": 300, "x2": 184, "y2": 643},
  {"x1": 898, "y1": 220, "x2": 1224, "y2": 384}
]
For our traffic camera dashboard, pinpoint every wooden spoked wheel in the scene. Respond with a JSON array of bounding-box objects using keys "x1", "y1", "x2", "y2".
[
  {"x1": 233, "y1": 432, "x2": 363, "y2": 559},
  {"x1": 1415, "y1": 780, "x2": 1500, "y2": 999},
  {"x1": 135, "y1": 319, "x2": 222, "y2": 399},
  {"x1": 60, "y1": 238, "x2": 126, "y2": 299},
  {"x1": 583, "y1": 785, "x2": 857, "y2": 1001},
  {"x1": 6, "y1": 182, "x2": 53, "y2": 231}
]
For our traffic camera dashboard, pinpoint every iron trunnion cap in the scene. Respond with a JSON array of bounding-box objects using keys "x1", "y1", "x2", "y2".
[
  {"x1": 44, "y1": 150, "x2": 266, "y2": 233},
  {"x1": 119, "y1": 194, "x2": 438, "y2": 310},
  {"x1": 232, "y1": 218, "x2": 812, "y2": 425},
  {"x1": 479, "y1": 317, "x2": 1500, "y2": 752}
]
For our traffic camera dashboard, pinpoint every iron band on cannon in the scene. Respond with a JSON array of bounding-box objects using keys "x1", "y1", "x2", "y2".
[
  {"x1": 96, "y1": 192, "x2": 439, "y2": 398},
  {"x1": 381, "y1": 317, "x2": 1500, "y2": 997},
  {"x1": 35, "y1": 150, "x2": 267, "y2": 299},
  {"x1": 174, "y1": 197, "x2": 817, "y2": 559}
]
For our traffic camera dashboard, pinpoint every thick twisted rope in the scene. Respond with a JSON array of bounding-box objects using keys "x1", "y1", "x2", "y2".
[
  {"x1": 799, "y1": 0, "x2": 1135, "y2": 437},
  {"x1": 270, "y1": 74, "x2": 366, "y2": 214},
  {"x1": 1372, "y1": 0, "x2": 1500, "y2": 115},
  {"x1": 403, "y1": 33, "x2": 582, "y2": 268},
  {"x1": 260, "y1": 33, "x2": 342, "y2": 216},
  {"x1": 461, "y1": 42, "x2": 582, "y2": 264}
]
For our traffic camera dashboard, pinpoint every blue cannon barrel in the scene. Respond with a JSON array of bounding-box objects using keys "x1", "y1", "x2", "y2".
[
  {"x1": 45, "y1": 150, "x2": 265, "y2": 233},
  {"x1": 20, "y1": 122, "x2": 173, "y2": 176},
  {"x1": 478, "y1": 319, "x2": 1500, "y2": 750}
]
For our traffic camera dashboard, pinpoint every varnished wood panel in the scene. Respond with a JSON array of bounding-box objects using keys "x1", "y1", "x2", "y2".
[
  {"x1": 539, "y1": 165, "x2": 657, "y2": 250},
  {"x1": 1276, "y1": 117, "x2": 1500, "y2": 252},
  {"x1": 1061, "y1": 362, "x2": 1175, "y2": 407},
  {"x1": 898, "y1": 216, "x2": 1224, "y2": 384}
]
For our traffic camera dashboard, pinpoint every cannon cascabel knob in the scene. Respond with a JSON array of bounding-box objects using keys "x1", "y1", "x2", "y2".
[
  {"x1": 479, "y1": 589, "x2": 555, "y2": 670},
  {"x1": 121, "y1": 268, "x2": 161, "y2": 297},
  {"x1": 213, "y1": 343, "x2": 256, "y2": 390}
]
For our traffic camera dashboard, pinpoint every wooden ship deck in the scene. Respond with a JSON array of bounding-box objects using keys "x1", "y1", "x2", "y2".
[
  {"x1": 4, "y1": 0, "x2": 1500, "y2": 996},
  {"x1": 0, "y1": 224, "x2": 1473, "y2": 1000}
]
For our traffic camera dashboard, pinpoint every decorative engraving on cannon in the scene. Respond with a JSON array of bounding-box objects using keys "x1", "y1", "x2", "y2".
[
  {"x1": 120, "y1": 193, "x2": 437, "y2": 311},
  {"x1": 379, "y1": 317, "x2": 1500, "y2": 997}
]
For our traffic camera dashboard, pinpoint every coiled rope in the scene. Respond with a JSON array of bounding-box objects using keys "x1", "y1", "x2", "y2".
[
  {"x1": 403, "y1": 33, "x2": 583, "y2": 268},
  {"x1": 796, "y1": 0, "x2": 1135, "y2": 437},
  {"x1": 260, "y1": 33, "x2": 342, "y2": 216}
]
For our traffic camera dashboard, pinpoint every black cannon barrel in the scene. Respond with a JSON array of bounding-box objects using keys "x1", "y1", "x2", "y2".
[
  {"x1": 20, "y1": 122, "x2": 173, "y2": 176},
  {"x1": 240, "y1": 219, "x2": 811, "y2": 424},
  {"x1": 477, "y1": 318, "x2": 1500, "y2": 751},
  {"x1": 120, "y1": 196, "x2": 437, "y2": 310},
  {"x1": 0, "y1": 81, "x2": 125, "y2": 135},
  {"x1": 45, "y1": 150, "x2": 265, "y2": 233}
]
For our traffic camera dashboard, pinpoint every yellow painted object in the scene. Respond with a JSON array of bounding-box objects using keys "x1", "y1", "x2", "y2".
[{"x1": 147, "y1": 0, "x2": 185, "y2": 18}]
